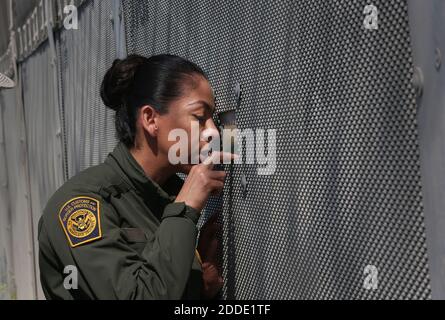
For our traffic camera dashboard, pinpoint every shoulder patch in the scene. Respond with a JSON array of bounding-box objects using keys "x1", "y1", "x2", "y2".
[{"x1": 58, "y1": 196, "x2": 102, "y2": 247}]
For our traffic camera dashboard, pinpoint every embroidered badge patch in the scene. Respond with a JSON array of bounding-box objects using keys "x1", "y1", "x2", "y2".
[{"x1": 59, "y1": 196, "x2": 102, "y2": 247}]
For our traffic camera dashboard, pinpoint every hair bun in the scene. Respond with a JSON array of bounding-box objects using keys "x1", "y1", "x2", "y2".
[{"x1": 100, "y1": 55, "x2": 148, "y2": 111}]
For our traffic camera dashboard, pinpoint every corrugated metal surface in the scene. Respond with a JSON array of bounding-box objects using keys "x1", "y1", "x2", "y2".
[
  {"x1": 0, "y1": 0, "x2": 118, "y2": 299},
  {"x1": 0, "y1": 87, "x2": 15, "y2": 300},
  {"x1": 57, "y1": 0, "x2": 117, "y2": 178},
  {"x1": 20, "y1": 40, "x2": 65, "y2": 299},
  {"x1": 408, "y1": 0, "x2": 445, "y2": 299},
  {"x1": 0, "y1": 83, "x2": 36, "y2": 299}
]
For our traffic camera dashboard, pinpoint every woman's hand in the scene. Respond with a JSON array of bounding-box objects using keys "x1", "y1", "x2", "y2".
[
  {"x1": 198, "y1": 212, "x2": 224, "y2": 299},
  {"x1": 175, "y1": 151, "x2": 237, "y2": 212}
]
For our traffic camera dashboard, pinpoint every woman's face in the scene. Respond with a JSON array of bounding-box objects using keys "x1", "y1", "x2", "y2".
[{"x1": 155, "y1": 75, "x2": 219, "y2": 174}]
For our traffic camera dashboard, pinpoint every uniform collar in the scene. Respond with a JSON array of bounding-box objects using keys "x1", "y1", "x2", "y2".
[{"x1": 105, "y1": 142, "x2": 184, "y2": 207}]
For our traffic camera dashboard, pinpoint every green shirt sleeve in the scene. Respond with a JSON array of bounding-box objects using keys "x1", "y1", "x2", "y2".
[{"x1": 54, "y1": 198, "x2": 201, "y2": 299}]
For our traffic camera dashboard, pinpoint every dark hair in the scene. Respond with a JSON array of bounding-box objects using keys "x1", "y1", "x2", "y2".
[{"x1": 100, "y1": 54, "x2": 208, "y2": 148}]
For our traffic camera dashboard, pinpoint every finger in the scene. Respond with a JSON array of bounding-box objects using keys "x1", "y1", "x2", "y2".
[
  {"x1": 202, "y1": 151, "x2": 239, "y2": 167},
  {"x1": 210, "y1": 188, "x2": 223, "y2": 196},
  {"x1": 209, "y1": 180, "x2": 224, "y2": 194},
  {"x1": 201, "y1": 151, "x2": 218, "y2": 167},
  {"x1": 218, "y1": 151, "x2": 239, "y2": 163},
  {"x1": 207, "y1": 170, "x2": 227, "y2": 182}
]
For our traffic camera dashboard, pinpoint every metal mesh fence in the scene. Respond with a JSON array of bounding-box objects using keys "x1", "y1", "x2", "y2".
[{"x1": 123, "y1": 0, "x2": 431, "y2": 299}]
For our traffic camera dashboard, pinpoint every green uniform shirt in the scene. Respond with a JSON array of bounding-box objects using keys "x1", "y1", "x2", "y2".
[{"x1": 38, "y1": 142, "x2": 204, "y2": 299}]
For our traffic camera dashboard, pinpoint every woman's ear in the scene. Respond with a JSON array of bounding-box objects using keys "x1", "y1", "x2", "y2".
[{"x1": 140, "y1": 105, "x2": 159, "y2": 137}]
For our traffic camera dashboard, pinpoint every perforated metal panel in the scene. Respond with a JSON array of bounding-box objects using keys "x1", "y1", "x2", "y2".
[
  {"x1": 123, "y1": 0, "x2": 431, "y2": 299},
  {"x1": 57, "y1": 0, "x2": 118, "y2": 178}
]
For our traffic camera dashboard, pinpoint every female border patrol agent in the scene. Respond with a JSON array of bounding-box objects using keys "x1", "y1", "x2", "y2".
[{"x1": 38, "y1": 54, "x2": 235, "y2": 300}]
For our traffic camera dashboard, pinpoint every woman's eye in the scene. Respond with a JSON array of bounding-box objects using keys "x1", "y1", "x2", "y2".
[{"x1": 194, "y1": 115, "x2": 206, "y2": 123}]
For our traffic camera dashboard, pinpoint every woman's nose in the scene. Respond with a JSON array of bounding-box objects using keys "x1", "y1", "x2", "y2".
[
  {"x1": 207, "y1": 120, "x2": 220, "y2": 138},
  {"x1": 201, "y1": 120, "x2": 220, "y2": 143},
  {"x1": 211, "y1": 117, "x2": 221, "y2": 129}
]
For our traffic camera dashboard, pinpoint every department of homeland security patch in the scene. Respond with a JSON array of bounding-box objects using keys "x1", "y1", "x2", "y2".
[{"x1": 58, "y1": 196, "x2": 102, "y2": 247}]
